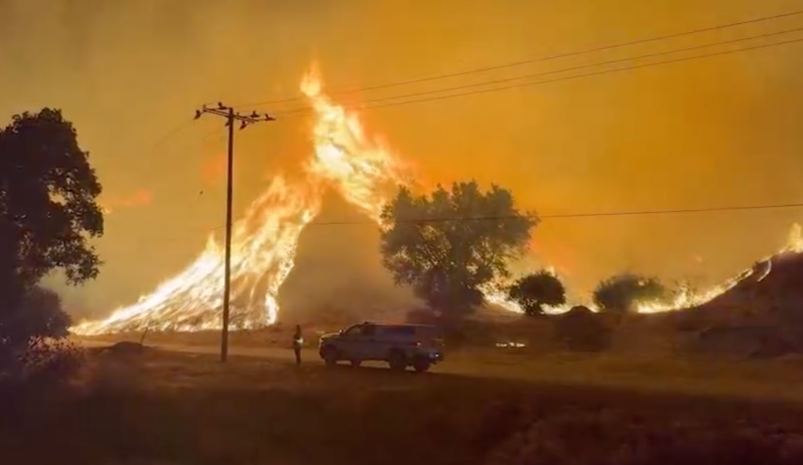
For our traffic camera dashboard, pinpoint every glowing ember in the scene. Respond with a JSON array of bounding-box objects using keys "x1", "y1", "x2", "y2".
[{"x1": 71, "y1": 64, "x2": 803, "y2": 335}]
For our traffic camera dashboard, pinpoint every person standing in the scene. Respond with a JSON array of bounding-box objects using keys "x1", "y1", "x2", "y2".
[{"x1": 292, "y1": 324, "x2": 303, "y2": 366}]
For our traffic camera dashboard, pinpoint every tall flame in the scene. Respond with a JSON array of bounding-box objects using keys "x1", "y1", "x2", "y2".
[
  {"x1": 301, "y1": 69, "x2": 406, "y2": 221},
  {"x1": 72, "y1": 67, "x2": 803, "y2": 335},
  {"x1": 72, "y1": 68, "x2": 404, "y2": 335},
  {"x1": 73, "y1": 177, "x2": 320, "y2": 334}
]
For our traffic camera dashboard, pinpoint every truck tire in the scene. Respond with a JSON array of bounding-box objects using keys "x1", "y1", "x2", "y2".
[
  {"x1": 387, "y1": 349, "x2": 407, "y2": 371},
  {"x1": 321, "y1": 345, "x2": 338, "y2": 367},
  {"x1": 412, "y1": 357, "x2": 431, "y2": 373}
]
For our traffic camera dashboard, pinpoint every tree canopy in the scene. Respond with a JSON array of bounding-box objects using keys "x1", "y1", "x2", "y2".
[
  {"x1": 380, "y1": 180, "x2": 535, "y2": 319},
  {"x1": 0, "y1": 109, "x2": 103, "y2": 365},
  {"x1": 507, "y1": 270, "x2": 566, "y2": 317},
  {"x1": 592, "y1": 273, "x2": 666, "y2": 314}
]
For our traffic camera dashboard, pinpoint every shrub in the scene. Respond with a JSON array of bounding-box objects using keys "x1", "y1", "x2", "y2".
[
  {"x1": 18, "y1": 338, "x2": 84, "y2": 385},
  {"x1": 507, "y1": 270, "x2": 566, "y2": 317},
  {"x1": 0, "y1": 286, "x2": 81, "y2": 386},
  {"x1": 552, "y1": 306, "x2": 611, "y2": 352},
  {"x1": 593, "y1": 274, "x2": 666, "y2": 314}
]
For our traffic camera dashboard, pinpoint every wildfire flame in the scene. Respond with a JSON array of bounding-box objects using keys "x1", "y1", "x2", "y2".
[
  {"x1": 71, "y1": 67, "x2": 803, "y2": 335},
  {"x1": 301, "y1": 68, "x2": 406, "y2": 222},
  {"x1": 73, "y1": 177, "x2": 320, "y2": 334},
  {"x1": 630, "y1": 222, "x2": 803, "y2": 314},
  {"x1": 490, "y1": 223, "x2": 803, "y2": 316},
  {"x1": 72, "y1": 68, "x2": 404, "y2": 335}
]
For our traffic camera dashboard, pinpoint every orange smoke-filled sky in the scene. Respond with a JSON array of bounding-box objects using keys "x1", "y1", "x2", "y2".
[{"x1": 2, "y1": 0, "x2": 803, "y2": 318}]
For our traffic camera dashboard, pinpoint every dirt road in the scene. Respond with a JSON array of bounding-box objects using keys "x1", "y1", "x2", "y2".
[{"x1": 78, "y1": 337, "x2": 803, "y2": 404}]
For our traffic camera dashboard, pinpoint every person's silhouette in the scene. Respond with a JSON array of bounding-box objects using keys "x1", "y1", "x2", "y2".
[{"x1": 292, "y1": 325, "x2": 303, "y2": 366}]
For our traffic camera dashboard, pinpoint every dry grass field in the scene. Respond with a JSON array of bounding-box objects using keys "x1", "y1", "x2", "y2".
[{"x1": 5, "y1": 334, "x2": 803, "y2": 465}]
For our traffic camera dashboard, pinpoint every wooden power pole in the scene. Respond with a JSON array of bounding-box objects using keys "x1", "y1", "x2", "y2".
[{"x1": 194, "y1": 103, "x2": 275, "y2": 363}]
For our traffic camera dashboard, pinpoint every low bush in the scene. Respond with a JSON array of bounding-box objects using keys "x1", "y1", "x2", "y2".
[
  {"x1": 552, "y1": 306, "x2": 612, "y2": 352},
  {"x1": 1, "y1": 287, "x2": 83, "y2": 389}
]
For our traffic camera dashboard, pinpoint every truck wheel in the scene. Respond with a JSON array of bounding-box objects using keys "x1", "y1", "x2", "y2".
[
  {"x1": 412, "y1": 358, "x2": 431, "y2": 373},
  {"x1": 387, "y1": 349, "x2": 407, "y2": 371},
  {"x1": 321, "y1": 346, "x2": 338, "y2": 367}
]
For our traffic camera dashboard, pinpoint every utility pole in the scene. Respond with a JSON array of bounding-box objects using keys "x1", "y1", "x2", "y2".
[{"x1": 195, "y1": 103, "x2": 275, "y2": 363}]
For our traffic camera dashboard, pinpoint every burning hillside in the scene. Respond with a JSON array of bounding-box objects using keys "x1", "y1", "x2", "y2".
[
  {"x1": 684, "y1": 225, "x2": 803, "y2": 326},
  {"x1": 663, "y1": 228, "x2": 803, "y2": 358},
  {"x1": 643, "y1": 223, "x2": 803, "y2": 316}
]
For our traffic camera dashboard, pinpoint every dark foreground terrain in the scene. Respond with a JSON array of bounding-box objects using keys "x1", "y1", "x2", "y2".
[{"x1": 4, "y1": 345, "x2": 803, "y2": 465}]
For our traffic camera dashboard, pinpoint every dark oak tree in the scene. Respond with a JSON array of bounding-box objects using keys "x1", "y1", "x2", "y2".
[
  {"x1": 380, "y1": 181, "x2": 535, "y2": 320},
  {"x1": 507, "y1": 270, "x2": 566, "y2": 317},
  {"x1": 0, "y1": 109, "x2": 104, "y2": 369}
]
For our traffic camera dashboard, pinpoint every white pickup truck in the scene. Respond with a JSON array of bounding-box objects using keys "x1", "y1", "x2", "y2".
[{"x1": 318, "y1": 322, "x2": 445, "y2": 373}]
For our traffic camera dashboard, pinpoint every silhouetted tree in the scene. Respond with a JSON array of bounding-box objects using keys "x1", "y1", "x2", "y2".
[
  {"x1": 592, "y1": 273, "x2": 666, "y2": 314},
  {"x1": 507, "y1": 270, "x2": 566, "y2": 317},
  {"x1": 380, "y1": 181, "x2": 535, "y2": 320},
  {"x1": 0, "y1": 109, "x2": 103, "y2": 373}
]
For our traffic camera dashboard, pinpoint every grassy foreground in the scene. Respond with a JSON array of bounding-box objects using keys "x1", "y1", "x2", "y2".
[{"x1": 4, "y1": 345, "x2": 803, "y2": 465}]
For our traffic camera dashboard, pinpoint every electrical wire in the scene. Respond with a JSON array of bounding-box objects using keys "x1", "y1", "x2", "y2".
[
  {"x1": 154, "y1": 200, "x2": 803, "y2": 248},
  {"x1": 236, "y1": 8, "x2": 803, "y2": 109},
  {"x1": 274, "y1": 26, "x2": 803, "y2": 117},
  {"x1": 138, "y1": 13, "x2": 803, "y2": 242},
  {"x1": 303, "y1": 202, "x2": 803, "y2": 226},
  {"x1": 274, "y1": 34, "x2": 803, "y2": 118},
  {"x1": 147, "y1": 201, "x2": 803, "y2": 247}
]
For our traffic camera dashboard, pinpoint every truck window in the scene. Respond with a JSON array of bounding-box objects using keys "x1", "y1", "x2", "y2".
[
  {"x1": 361, "y1": 325, "x2": 377, "y2": 336},
  {"x1": 343, "y1": 325, "x2": 362, "y2": 336},
  {"x1": 385, "y1": 326, "x2": 416, "y2": 336}
]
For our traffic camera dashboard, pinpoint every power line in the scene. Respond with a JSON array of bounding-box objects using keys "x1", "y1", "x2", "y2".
[
  {"x1": 276, "y1": 26, "x2": 803, "y2": 116},
  {"x1": 275, "y1": 34, "x2": 803, "y2": 118},
  {"x1": 147, "y1": 120, "x2": 196, "y2": 150},
  {"x1": 139, "y1": 37, "x2": 803, "y2": 242},
  {"x1": 303, "y1": 202, "x2": 803, "y2": 226},
  {"x1": 541, "y1": 203, "x2": 803, "y2": 219},
  {"x1": 145, "y1": 201, "x2": 803, "y2": 246},
  {"x1": 121, "y1": 120, "x2": 196, "y2": 169},
  {"x1": 142, "y1": 25, "x2": 803, "y2": 241},
  {"x1": 238, "y1": 8, "x2": 803, "y2": 109}
]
